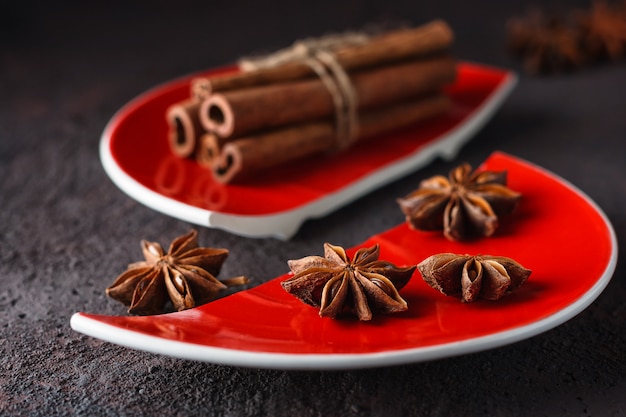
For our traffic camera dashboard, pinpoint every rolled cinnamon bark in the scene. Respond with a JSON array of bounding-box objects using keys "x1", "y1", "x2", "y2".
[
  {"x1": 166, "y1": 99, "x2": 205, "y2": 158},
  {"x1": 195, "y1": 133, "x2": 230, "y2": 168},
  {"x1": 192, "y1": 20, "x2": 454, "y2": 95},
  {"x1": 200, "y1": 55, "x2": 456, "y2": 138},
  {"x1": 212, "y1": 93, "x2": 450, "y2": 183}
]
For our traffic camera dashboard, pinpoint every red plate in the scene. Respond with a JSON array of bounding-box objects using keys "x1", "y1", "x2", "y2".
[
  {"x1": 100, "y1": 62, "x2": 517, "y2": 238},
  {"x1": 72, "y1": 152, "x2": 617, "y2": 369}
]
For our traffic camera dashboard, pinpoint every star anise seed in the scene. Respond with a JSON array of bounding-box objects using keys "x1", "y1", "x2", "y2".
[
  {"x1": 577, "y1": 0, "x2": 626, "y2": 61},
  {"x1": 507, "y1": 10, "x2": 588, "y2": 74},
  {"x1": 397, "y1": 163, "x2": 521, "y2": 241},
  {"x1": 507, "y1": 2, "x2": 626, "y2": 74},
  {"x1": 281, "y1": 243, "x2": 416, "y2": 321},
  {"x1": 418, "y1": 253, "x2": 531, "y2": 302},
  {"x1": 106, "y1": 230, "x2": 247, "y2": 315}
]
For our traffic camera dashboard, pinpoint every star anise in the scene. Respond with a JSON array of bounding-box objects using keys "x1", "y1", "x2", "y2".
[
  {"x1": 106, "y1": 230, "x2": 247, "y2": 315},
  {"x1": 397, "y1": 163, "x2": 521, "y2": 241},
  {"x1": 418, "y1": 253, "x2": 531, "y2": 303},
  {"x1": 281, "y1": 243, "x2": 416, "y2": 321},
  {"x1": 576, "y1": 0, "x2": 626, "y2": 61},
  {"x1": 506, "y1": 9, "x2": 587, "y2": 74}
]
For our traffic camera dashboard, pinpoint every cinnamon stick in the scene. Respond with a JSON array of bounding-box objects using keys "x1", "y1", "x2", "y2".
[
  {"x1": 195, "y1": 133, "x2": 229, "y2": 168},
  {"x1": 193, "y1": 20, "x2": 454, "y2": 96},
  {"x1": 200, "y1": 55, "x2": 456, "y2": 138},
  {"x1": 166, "y1": 99, "x2": 205, "y2": 158},
  {"x1": 212, "y1": 93, "x2": 450, "y2": 183}
]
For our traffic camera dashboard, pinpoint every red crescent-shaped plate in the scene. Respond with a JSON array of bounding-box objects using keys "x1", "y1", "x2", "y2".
[
  {"x1": 72, "y1": 152, "x2": 617, "y2": 370},
  {"x1": 100, "y1": 62, "x2": 517, "y2": 239}
]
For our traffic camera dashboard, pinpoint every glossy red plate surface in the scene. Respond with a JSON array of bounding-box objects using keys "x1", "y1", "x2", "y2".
[
  {"x1": 72, "y1": 152, "x2": 617, "y2": 369},
  {"x1": 100, "y1": 62, "x2": 517, "y2": 238}
]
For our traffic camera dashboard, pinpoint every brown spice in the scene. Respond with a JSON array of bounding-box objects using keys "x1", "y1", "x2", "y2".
[
  {"x1": 106, "y1": 230, "x2": 247, "y2": 315},
  {"x1": 507, "y1": 9, "x2": 587, "y2": 74},
  {"x1": 212, "y1": 94, "x2": 450, "y2": 183},
  {"x1": 192, "y1": 20, "x2": 454, "y2": 96},
  {"x1": 577, "y1": 1, "x2": 626, "y2": 61},
  {"x1": 507, "y1": 1, "x2": 626, "y2": 74},
  {"x1": 281, "y1": 243, "x2": 415, "y2": 321},
  {"x1": 397, "y1": 163, "x2": 521, "y2": 241},
  {"x1": 200, "y1": 55, "x2": 456, "y2": 139},
  {"x1": 418, "y1": 253, "x2": 531, "y2": 302}
]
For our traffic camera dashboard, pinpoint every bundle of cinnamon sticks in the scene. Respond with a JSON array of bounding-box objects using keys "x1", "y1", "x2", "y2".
[{"x1": 166, "y1": 20, "x2": 457, "y2": 183}]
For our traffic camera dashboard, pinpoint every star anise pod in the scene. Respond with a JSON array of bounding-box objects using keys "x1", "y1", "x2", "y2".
[
  {"x1": 397, "y1": 163, "x2": 521, "y2": 241},
  {"x1": 576, "y1": 0, "x2": 626, "y2": 61},
  {"x1": 418, "y1": 253, "x2": 531, "y2": 303},
  {"x1": 106, "y1": 230, "x2": 247, "y2": 315},
  {"x1": 281, "y1": 243, "x2": 416, "y2": 321},
  {"x1": 507, "y1": 9, "x2": 589, "y2": 74}
]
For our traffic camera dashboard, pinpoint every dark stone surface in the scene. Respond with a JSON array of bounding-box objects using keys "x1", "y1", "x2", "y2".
[{"x1": 1, "y1": 1, "x2": 625, "y2": 416}]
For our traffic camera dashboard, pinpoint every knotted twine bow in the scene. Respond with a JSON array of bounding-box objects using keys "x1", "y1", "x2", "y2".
[{"x1": 238, "y1": 32, "x2": 371, "y2": 150}]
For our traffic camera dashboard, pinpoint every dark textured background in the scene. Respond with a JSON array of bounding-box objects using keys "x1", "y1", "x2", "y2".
[{"x1": 1, "y1": 1, "x2": 625, "y2": 416}]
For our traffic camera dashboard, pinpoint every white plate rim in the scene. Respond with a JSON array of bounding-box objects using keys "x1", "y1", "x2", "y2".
[
  {"x1": 72, "y1": 158, "x2": 618, "y2": 370},
  {"x1": 99, "y1": 66, "x2": 518, "y2": 240}
]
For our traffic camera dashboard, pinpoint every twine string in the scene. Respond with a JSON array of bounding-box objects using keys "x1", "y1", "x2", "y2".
[{"x1": 239, "y1": 32, "x2": 368, "y2": 149}]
